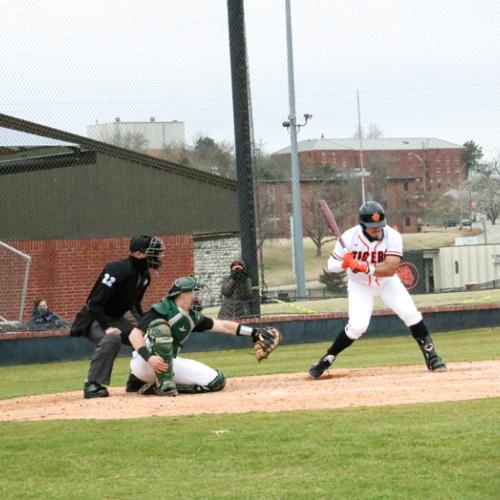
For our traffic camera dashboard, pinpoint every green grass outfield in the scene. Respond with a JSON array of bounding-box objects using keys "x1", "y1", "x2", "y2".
[{"x1": 1, "y1": 328, "x2": 499, "y2": 499}]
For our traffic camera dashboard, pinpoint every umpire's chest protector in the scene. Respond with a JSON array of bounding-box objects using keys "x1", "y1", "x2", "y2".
[{"x1": 151, "y1": 299, "x2": 203, "y2": 356}]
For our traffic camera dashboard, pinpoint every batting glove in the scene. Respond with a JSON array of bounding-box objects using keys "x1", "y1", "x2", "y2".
[
  {"x1": 349, "y1": 260, "x2": 374, "y2": 275},
  {"x1": 341, "y1": 252, "x2": 355, "y2": 270}
]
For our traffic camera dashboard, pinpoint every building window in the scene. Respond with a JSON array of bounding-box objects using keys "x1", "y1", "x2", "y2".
[
  {"x1": 404, "y1": 181, "x2": 409, "y2": 191},
  {"x1": 405, "y1": 216, "x2": 411, "y2": 226}
]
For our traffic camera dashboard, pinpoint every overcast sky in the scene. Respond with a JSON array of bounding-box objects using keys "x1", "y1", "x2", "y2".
[{"x1": 1, "y1": 0, "x2": 499, "y2": 159}]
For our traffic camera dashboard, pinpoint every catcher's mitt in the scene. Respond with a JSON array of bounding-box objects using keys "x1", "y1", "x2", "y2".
[{"x1": 253, "y1": 326, "x2": 281, "y2": 361}]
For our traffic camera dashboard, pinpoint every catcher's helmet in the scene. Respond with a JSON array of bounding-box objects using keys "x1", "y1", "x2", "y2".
[
  {"x1": 358, "y1": 201, "x2": 387, "y2": 228},
  {"x1": 129, "y1": 235, "x2": 165, "y2": 269},
  {"x1": 167, "y1": 276, "x2": 201, "y2": 299}
]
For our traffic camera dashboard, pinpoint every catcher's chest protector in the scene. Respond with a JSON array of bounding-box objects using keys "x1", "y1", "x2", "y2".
[{"x1": 154, "y1": 299, "x2": 203, "y2": 357}]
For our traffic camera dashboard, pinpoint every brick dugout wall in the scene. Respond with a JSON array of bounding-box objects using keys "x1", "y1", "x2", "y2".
[{"x1": 3, "y1": 235, "x2": 193, "y2": 322}]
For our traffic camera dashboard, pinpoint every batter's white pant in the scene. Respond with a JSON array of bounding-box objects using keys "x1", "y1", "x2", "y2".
[
  {"x1": 130, "y1": 353, "x2": 219, "y2": 387},
  {"x1": 345, "y1": 276, "x2": 422, "y2": 340}
]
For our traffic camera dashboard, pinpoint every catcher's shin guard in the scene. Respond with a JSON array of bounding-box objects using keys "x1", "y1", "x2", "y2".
[
  {"x1": 176, "y1": 370, "x2": 226, "y2": 394},
  {"x1": 146, "y1": 319, "x2": 178, "y2": 396}
]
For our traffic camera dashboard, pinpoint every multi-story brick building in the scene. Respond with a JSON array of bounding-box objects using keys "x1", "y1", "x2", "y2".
[{"x1": 264, "y1": 137, "x2": 465, "y2": 234}]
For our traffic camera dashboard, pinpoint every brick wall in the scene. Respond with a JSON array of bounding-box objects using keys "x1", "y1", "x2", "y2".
[{"x1": 3, "y1": 235, "x2": 194, "y2": 322}]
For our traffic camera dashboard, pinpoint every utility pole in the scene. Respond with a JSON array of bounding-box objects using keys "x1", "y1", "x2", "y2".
[{"x1": 284, "y1": 0, "x2": 307, "y2": 299}]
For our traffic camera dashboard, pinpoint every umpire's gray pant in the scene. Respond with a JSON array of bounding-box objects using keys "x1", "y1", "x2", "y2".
[{"x1": 86, "y1": 318, "x2": 134, "y2": 385}]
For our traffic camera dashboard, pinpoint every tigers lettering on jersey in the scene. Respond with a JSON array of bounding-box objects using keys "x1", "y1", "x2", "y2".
[
  {"x1": 352, "y1": 250, "x2": 385, "y2": 263},
  {"x1": 328, "y1": 224, "x2": 404, "y2": 287}
]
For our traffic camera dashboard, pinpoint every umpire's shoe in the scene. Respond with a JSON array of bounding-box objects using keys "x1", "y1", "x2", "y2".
[
  {"x1": 308, "y1": 354, "x2": 336, "y2": 379},
  {"x1": 83, "y1": 381, "x2": 109, "y2": 399}
]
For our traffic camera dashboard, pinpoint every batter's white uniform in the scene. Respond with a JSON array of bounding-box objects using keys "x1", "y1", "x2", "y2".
[{"x1": 328, "y1": 225, "x2": 422, "y2": 340}]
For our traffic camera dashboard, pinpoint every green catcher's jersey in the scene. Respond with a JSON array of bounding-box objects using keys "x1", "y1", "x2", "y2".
[{"x1": 148, "y1": 297, "x2": 208, "y2": 357}]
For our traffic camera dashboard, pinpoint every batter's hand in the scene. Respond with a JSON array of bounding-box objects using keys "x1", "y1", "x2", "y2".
[
  {"x1": 148, "y1": 355, "x2": 168, "y2": 373},
  {"x1": 349, "y1": 260, "x2": 369, "y2": 274},
  {"x1": 341, "y1": 252, "x2": 354, "y2": 270}
]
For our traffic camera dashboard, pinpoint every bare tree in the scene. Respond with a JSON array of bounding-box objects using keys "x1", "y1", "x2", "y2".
[
  {"x1": 160, "y1": 143, "x2": 191, "y2": 166},
  {"x1": 302, "y1": 169, "x2": 359, "y2": 256},
  {"x1": 97, "y1": 129, "x2": 149, "y2": 152},
  {"x1": 471, "y1": 157, "x2": 500, "y2": 224},
  {"x1": 367, "y1": 124, "x2": 384, "y2": 139},
  {"x1": 352, "y1": 123, "x2": 383, "y2": 139}
]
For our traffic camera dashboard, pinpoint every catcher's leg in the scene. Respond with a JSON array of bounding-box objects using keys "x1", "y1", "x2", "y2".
[
  {"x1": 146, "y1": 319, "x2": 178, "y2": 396},
  {"x1": 172, "y1": 357, "x2": 226, "y2": 393}
]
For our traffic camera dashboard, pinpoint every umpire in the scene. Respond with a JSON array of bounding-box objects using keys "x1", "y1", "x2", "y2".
[{"x1": 70, "y1": 235, "x2": 165, "y2": 399}]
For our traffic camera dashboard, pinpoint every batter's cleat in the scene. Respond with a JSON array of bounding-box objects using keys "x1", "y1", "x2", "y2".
[
  {"x1": 125, "y1": 373, "x2": 146, "y2": 393},
  {"x1": 418, "y1": 338, "x2": 447, "y2": 372},
  {"x1": 83, "y1": 381, "x2": 109, "y2": 399},
  {"x1": 426, "y1": 353, "x2": 447, "y2": 372},
  {"x1": 308, "y1": 354, "x2": 336, "y2": 379}
]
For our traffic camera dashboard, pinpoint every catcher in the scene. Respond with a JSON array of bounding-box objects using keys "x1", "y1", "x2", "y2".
[{"x1": 127, "y1": 276, "x2": 280, "y2": 396}]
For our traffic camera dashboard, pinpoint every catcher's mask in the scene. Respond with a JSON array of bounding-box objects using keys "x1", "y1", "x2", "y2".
[
  {"x1": 129, "y1": 235, "x2": 165, "y2": 269},
  {"x1": 167, "y1": 276, "x2": 203, "y2": 311},
  {"x1": 358, "y1": 201, "x2": 387, "y2": 229}
]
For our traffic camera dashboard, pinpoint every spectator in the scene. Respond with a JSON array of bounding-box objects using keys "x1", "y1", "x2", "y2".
[
  {"x1": 217, "y1": 260, "x2": 255, "y2": 319},
  {"x1": 28, "y1": 299, "x2": 68, "y2": 330}
]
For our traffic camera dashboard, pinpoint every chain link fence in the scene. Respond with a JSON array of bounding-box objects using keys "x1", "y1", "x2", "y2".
[{"x1": 1, "y1": 1, "x2": 499, "y2": 330}]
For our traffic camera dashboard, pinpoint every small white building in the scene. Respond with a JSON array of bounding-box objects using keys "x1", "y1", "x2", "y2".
[
  {"x1": 87, "y1": 117, "x2": 185, "y2": 149},
  {"x1": 433, "y1": 244, "x2": 500, "y2": 290}
]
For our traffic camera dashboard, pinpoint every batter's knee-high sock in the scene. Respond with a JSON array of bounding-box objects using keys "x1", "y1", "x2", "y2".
[
  {"x1": 326, "y1": 328, "x2": 354, "y2": 357},
  {"x1": 409, "y1": 319, "x2": 430, "y2": 343}
]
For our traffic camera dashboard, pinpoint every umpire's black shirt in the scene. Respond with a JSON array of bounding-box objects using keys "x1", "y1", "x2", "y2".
[{"x1": 86, "y1": 256, "x2": 151, "y2": 330}]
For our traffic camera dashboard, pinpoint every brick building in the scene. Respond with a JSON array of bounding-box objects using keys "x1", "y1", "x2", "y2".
[{"x1": 267, "y1": 137, "x2": 465, "y2": 234}]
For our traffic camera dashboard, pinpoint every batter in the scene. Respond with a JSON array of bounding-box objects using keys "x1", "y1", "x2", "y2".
[{"x1": 308, "y1": 201, "x2": 446, "y2": 378}]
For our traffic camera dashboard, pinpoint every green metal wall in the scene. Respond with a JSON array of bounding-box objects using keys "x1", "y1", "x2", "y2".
[{"x1": 0, "y1": 151, "x2": 239, "y2": 239}]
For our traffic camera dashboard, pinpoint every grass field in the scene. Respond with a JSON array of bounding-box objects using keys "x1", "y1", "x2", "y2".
[{"x1": 1, "y1": 328, "x2": 499, "y2": 498}]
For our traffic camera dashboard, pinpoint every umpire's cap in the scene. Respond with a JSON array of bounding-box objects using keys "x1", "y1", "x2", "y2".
[
  {"x1": 129, "y1": 235, "x2": 153, "y2": 252},
  {"x1": 358, "y1": 201, "x2": 387, "y2": 228}
]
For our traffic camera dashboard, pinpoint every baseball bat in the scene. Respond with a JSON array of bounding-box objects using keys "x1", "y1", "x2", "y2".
[{"x1": 318, "y1": 199, "x2": 346, "y2": 249}]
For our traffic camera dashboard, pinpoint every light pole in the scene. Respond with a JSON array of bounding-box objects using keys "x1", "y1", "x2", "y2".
[{"x1": 283, "y1": 0, "x2": 309, "y2": 299}]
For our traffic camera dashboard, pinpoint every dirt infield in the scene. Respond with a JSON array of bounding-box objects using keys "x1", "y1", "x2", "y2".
[{"x1": 1, "y1": 360, "x2": 499, "y2": 421}]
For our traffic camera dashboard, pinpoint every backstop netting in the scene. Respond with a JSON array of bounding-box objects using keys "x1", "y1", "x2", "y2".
[{"x1": 0, "y1": 241, "x2": 31, "y2": 326}]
